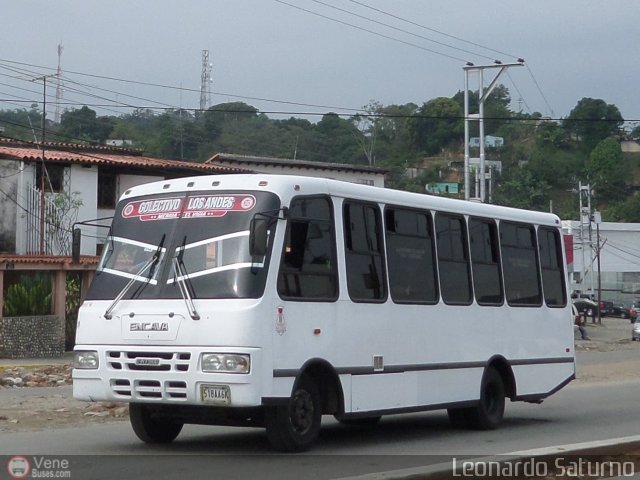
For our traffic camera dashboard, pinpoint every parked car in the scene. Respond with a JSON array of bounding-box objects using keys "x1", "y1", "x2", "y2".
[
  {"x1": 632, "y1": 319, "x2": 640, "y2": 341},
  {"x1": 610, "y1": 303, "x2": 626, "y2": 317},
  {"x1": 599, "y1": 300, "x2": 614, "y2": 316},
  {"x1": 611, "y1": 303, "x2": 638, "y2": 322},
  {"x1": 573, "y1": 298, "x2": 599, "y2": 318}
]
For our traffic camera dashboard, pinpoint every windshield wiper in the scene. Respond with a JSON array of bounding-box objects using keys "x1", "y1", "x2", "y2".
[
  {"x1": 97, "y1": 232, "x2": 115, "y2": 277},
  {"x1": 173, "y1": 237, "x2": 201, "y2": 320},
  {"x1": 104, "y1": 235, "x2": 165, "y2": 320}
]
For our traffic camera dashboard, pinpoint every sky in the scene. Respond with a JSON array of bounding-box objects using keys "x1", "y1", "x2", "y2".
[{"x1": 1, "y1": 0, "x2": 639, "y2": 127}]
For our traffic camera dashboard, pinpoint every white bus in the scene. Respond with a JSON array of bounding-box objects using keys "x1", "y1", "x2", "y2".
[{"x1": 73, "y1": 174, "x2": 575, "y2": 452}]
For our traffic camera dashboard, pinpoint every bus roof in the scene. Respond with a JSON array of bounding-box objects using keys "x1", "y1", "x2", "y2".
[{"x1": 121, "y1": 173, "x2": 561, "y2": 228}]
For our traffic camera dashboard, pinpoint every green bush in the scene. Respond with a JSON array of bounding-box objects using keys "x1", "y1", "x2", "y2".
[{"x1": 3, "y1": 273, "x2": 52, "y2": 317}]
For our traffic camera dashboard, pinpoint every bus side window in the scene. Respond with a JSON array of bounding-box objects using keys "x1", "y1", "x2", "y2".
[
  {"x1": 469, "y1": 218, "x2": 503, "y2": 305},
  {"x1": 385, "y1": 207, "x2": 438, "y2": 304},
  {"x1": 343, "y1": 201, "x2": 386, "y2": 302},
  {"x1": 435, "y1": 213, "x2": 472, "y2": 305},
  {"x1": 538, "y1": 227, "x2": 567, "y2": 307},
  {"x1": 500, "y1": 222, "x2": 543, "y2": 306},
  {"x1": 277, "y1": 197, "x2": 338, "y2": 301}
]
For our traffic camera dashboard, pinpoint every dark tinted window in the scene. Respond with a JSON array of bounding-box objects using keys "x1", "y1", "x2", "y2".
[
  {"x1": 344, "y1": 201, "x2": 386, "y2": 302},
  {"x1": 98, "y1": 169, "x2": 117, "y2": 209},
  {"x1": 385, "y1": 208, "x2": 438, "y2": 304},
  {"x1": 436, "y1": 213, "x2": 472, "y2": 305},
  {"x1": 469, "y1": 218, "x2": 503, "y2": 305},
  {"x1": 278, "y1": 197, "x2": 337, "y2": 300},
  {"x1": 538, "y1": 227, "x2": 567, "y2": 307},
  {"x1": 500, "y1": 222, "x2": 542, "y2": 306}
]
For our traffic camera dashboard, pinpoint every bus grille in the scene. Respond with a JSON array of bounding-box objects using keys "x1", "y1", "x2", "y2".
[
  {"x1": 107, "y1": 351, "x2": 191, "y2": 372},
  {"x1": 109, "y1": 379, "x2": 188, "y2": 400}
]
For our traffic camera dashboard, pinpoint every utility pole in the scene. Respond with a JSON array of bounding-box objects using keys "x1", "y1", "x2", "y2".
[
  {"x1": 54, "y1": 44, "x2": 64, "y2": 123},
  {"x1": 578, "y1": 182, "x2": 593, "y2": 299},
  {"x1": 463, "y1": 60, "x2": 524, "y2": 202},
  {"x1": 32, "y1": 74, "x2": 57, "y2": 254},
  {"x1": 200, "y1": 50, "x2": 212, "y2": 111},
  {"x1": 594, "y1": 210, "x2": 602, "y2": 324}
]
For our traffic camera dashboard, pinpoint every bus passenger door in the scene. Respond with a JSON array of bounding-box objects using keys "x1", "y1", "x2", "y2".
[{"x1": 272, "y1": 196, "x2": 339, "y2": 370}]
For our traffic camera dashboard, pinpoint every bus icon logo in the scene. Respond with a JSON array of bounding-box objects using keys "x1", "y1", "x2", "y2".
[{"x1": 7, "y1": 456, "x2": 30, "y2": 478}]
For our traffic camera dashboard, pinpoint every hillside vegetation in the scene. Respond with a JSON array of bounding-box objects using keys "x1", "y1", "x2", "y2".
[{"x1": 2, "y1": 87, "x2": 639, "y2": 221}]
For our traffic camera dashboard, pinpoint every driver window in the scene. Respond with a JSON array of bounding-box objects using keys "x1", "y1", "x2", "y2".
[{"x1": 277, "y1": 196, "x2": 338, "y2": 300}]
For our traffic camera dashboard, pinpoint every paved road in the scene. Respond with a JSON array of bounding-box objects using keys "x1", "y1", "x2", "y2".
[{"x1": 2, "y1": 379, "x2": 640, "y2": 479}]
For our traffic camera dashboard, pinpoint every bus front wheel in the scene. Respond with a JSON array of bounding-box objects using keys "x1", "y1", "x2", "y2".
[
  {"x1": 129, "y1": 403, "x2": 183, "y2": 443},
  {"x1": 265, "y1": 377, "x2": 322, "y2": 452},
  {"x1": 468, "y1": 367, "x2": 505, "y2": 430}
]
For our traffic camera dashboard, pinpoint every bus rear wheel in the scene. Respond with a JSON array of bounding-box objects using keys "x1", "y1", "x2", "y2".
[
  {"x1": 265, "y1": 378, "x2": 322, "y2": 452},
  {"x1": 129, "y1": 403, "x2": 183, "y2": 443},
  {"x1": 467, "y1": 367, "x2": 505, "y2": 430}
]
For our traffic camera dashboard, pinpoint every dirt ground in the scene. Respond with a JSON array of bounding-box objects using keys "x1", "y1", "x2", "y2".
[{"x1": 1, "y1": 316, "x2": 639, "y2": 434}]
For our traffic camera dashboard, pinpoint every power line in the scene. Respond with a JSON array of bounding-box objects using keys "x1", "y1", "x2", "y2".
[
  {"x1": 347, "y1": 0, "x2": 518, "y2": 60},
  {"x1": 307, "y1": 0, "x2": 496, "y2": 62},
  {"x1": 2, "y1": 101, "x2": 637, "y2": 123},
  {"x1": 0, "y1": 58, "x2": 368, "y2": 114},
  {"x1": 505, "y1": 71, "x2": 533, "y2": 115},
  {"x1": 526, "y1": 64, "x2": 554, "y2": 118},
  {"x1": 272, "y1": 0, "x2": 469, "y2": 63}
]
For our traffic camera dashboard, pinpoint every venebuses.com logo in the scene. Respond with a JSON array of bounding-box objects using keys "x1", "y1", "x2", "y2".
[
  {"x1": 6, "y1": 456, "x2": 71, "y2": 478},
  {"x1": 7, "y1": 456, "x2": 30, "y2": 479}
]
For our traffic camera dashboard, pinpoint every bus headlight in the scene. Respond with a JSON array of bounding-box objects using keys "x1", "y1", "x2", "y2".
[
  {"x1": 201, "y1": 353, "x2": 250, "y2": 374},
  {"x1": 74, "y1": 351, "x2": 99, "y2": 369}
]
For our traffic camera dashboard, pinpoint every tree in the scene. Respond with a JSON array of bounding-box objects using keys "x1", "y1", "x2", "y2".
[
  {"x1": 0, "y1": 107, "x2": 43, "y2": 141},
  {"x1": 59, "y1": 106, "x2": 114, "y2": 144},
  {"x1": 493, "y1": 166, "x2": 551, "y2": 211},
  {"x1": 407, "y1": 97, "x2": 463, "y2": 155},
  {"x1": 452, "y1": 84, "x2": 512, "y2": 135},
  {"x1": 587, "y1": 137, "x2": 626, "y2": 203},
  {"x1": 606, "y1": 193, "x2": 640, "y2": 222},
  {"x1": 207, "y1": 102, "x2": 258, "y2": 125},
  {"x1": 563, "y1": 98, "x2": 623, "y2": 151}
]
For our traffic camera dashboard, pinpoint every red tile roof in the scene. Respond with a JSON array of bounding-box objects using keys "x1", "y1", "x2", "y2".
[
  {"x1": 0, "y1": 138, "x2": 247, "y2": 174},
  {"x1": 0, "y1": 255, "x2": 99, "y2": 270}
]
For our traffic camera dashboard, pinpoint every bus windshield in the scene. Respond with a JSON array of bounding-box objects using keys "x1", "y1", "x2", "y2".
[{"x1": 86, "y1": 190, "x2": 280, "y2": 301}]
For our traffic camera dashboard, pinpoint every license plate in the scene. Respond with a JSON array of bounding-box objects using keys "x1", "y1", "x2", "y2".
[{"x1": 200, "y1": 384, "x2": 231, "y2": 405}]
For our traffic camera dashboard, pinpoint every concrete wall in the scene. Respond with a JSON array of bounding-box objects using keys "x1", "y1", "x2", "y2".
[
  {"x1": 118, "y1": 174, "x2": 164, "y2": 198},
  {"x1": 0, "y1": 160, "x2": 18, "y2": 253},
  {"x1": 563, "y1": 221, "x2": 640, "y2": 302},
  {"x1": 0, "y1": 315, "x2": 64, "y2": 358},
  {"x1": 69, "y1": 164, "x2": 99, "y2": 256}
]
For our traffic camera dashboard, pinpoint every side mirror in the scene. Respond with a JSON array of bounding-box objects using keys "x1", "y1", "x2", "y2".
[
  {"x1": 249, "y1": 217, "x2": 268, "y2": 257},
  {"x1": 72, "y1": 228, "x2": 82, "y2": 263}
]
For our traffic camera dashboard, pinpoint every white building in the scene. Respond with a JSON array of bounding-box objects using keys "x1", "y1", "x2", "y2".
[
  {"x1": 469, "y1": 135, "x2": 504, "y2": 149},
  {"x1": 0, "y1": 138, "x2": 239, "y2": 257},
  {"x1": 562, "y1": 220, "x2": 640, "y2": 305}
]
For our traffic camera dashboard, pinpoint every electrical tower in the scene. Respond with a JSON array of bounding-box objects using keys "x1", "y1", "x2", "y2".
[
  {"x1": 54, "y1": 44, "x2": 64, "y2": 123},
  {"x1": 463, "y1": 60, "x2": 524, "y2": 202},
  {"x1": 200, "y1": 50, "x2": 212, "y2": 111}
]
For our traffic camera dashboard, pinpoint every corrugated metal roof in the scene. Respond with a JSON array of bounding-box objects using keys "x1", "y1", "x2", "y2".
[
  {"x1": 206, "y1": 152, "x2": 390, "y2": 175},
  {"x1": 0, "y1": 138, "x2": 246, "y2": 174}
]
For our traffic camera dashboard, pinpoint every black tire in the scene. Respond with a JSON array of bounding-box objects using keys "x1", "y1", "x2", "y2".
[
  {"x1": 129, "y1": 403, "x2": 183, "y2": 444},
  {"x1": 466, "y1": 368, "x2": 505, "y2": 430},
  {"x1": 335, "y1": 415, "x2": 381, "y2": 427},
  {"x1": 265, "y1": 377, "x2": 322, "y2": 452}
]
